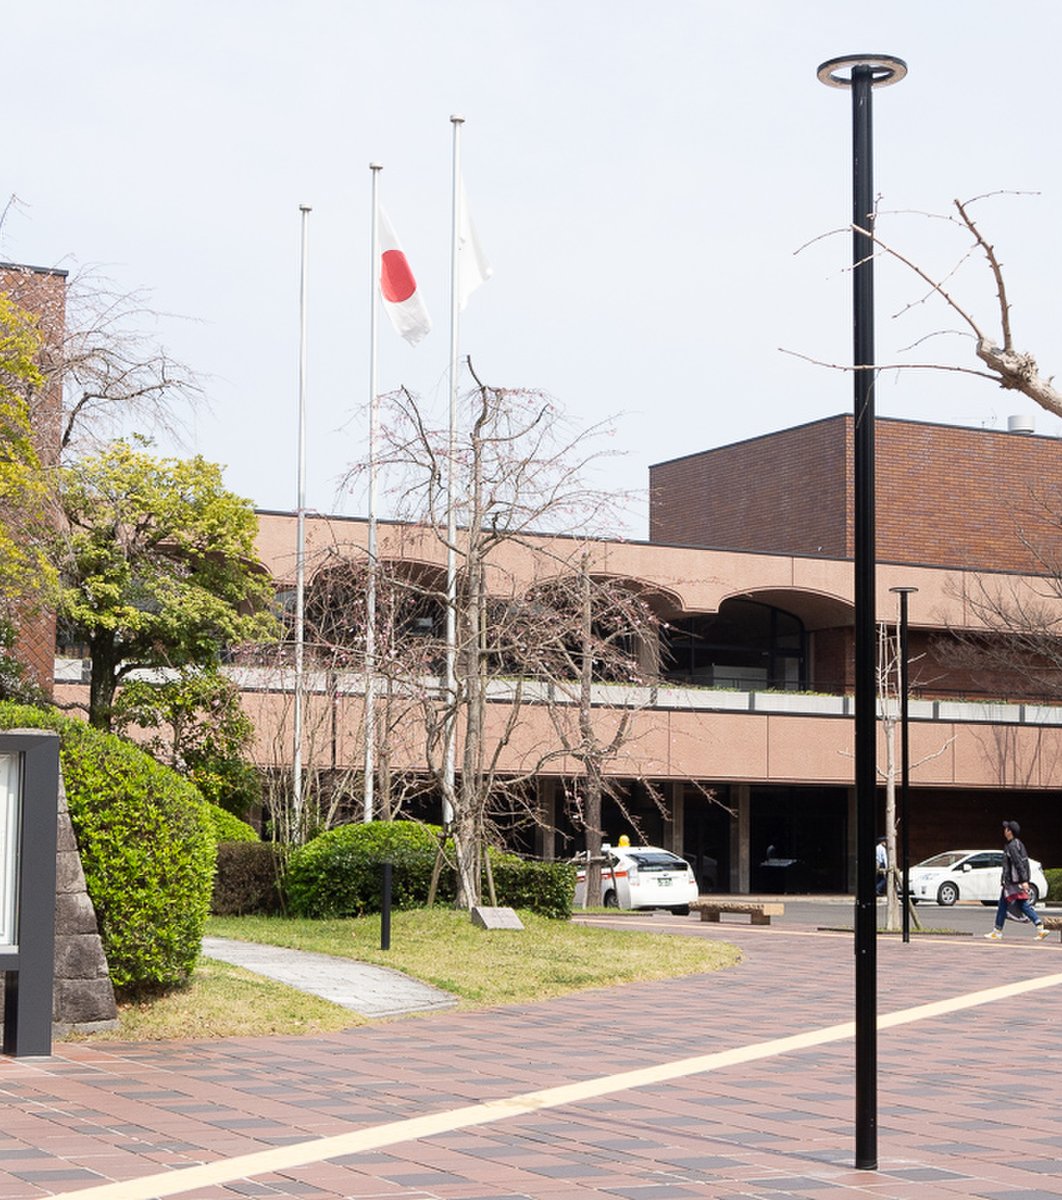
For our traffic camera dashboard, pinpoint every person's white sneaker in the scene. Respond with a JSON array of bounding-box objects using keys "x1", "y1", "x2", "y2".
[
  {"x1": 984, "y1": 929, "x2": 1003, "y2": 941},
  {"x1": 1035, "y1": 925, "x2": 1050, "y2": 941}
]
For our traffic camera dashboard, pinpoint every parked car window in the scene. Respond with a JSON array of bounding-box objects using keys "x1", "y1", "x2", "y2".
[
  {"x1": 628, "y1": 852, "x2": 686, "y2": 871},
  {"x1": 963, "y1": 853, "x2": 998, "y2": 870},
  {"x1": 920, "y1": 851, "x2": 968, "y2": 868}
]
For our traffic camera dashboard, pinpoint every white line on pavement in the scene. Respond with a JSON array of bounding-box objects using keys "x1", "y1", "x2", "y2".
[{"x1": 56, "y1": 970, "x2": 1062, "y2": 1200}]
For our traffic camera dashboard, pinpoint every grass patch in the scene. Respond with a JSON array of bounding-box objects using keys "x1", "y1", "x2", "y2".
[
  {"x1": 66, "y1": 909, "x2": 739, "y2": 1043},
  {"x1": 207, "y1": 909, "x2": 740, "y2": 1006},
  {"x1": 69, "y1": 957, "x2": 362, "y2": 1042}
]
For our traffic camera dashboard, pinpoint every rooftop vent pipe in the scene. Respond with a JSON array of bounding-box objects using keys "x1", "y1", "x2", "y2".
[{"x1": 1007, "y1": 414, "x2": 1035, "y2": 435}]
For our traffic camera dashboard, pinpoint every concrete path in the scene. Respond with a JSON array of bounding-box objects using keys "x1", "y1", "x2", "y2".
[
  {"x1": 200, "y1": 937, "x2": 458, "y2": 1018},
  {"x1": 3, "y1": 911, "x2": 1062, "y2": 1199}
]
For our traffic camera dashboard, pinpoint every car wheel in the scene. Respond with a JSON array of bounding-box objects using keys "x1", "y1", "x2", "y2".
[
  {"x1": 670, "y1": 905, "x2": 690, "y2": 917},
  {"x1": 937, "y1": 881, "x2": 960, "y2": 906},
  {"x1": 603, "y1": 890, "x2": 619, "y2": 909},
  {"x1": 1030, "y1": 884, "x2": 1040, "y2": 905}
]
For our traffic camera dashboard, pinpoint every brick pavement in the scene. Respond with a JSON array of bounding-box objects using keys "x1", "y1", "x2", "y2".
[{"x1": 1, "y1": 918, "x2": 1062, "y2": 1199}]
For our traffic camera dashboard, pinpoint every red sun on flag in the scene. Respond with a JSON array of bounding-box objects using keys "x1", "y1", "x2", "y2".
[{"x1": 380, "y1": 249, "x2": 417, "y2": 304}]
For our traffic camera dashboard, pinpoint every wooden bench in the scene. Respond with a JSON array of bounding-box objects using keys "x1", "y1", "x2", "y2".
[
  {"x1": 690, "y1": 899, "x2": 785, "y2": 926},
  {"x1": 1040, "y1": 915, "x2": 1062, "y2": 941}
]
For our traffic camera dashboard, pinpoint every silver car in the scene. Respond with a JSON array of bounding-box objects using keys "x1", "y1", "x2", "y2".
[{"x1": 908, "y1": 849, "x2": 1049, "y2": 907}]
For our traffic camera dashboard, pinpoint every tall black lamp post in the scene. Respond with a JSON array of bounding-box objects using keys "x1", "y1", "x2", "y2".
[
  {"x1": 890, "y1": 586, "x2": 918, "y2": 944},
  {"x1": 817, "y1": 52, "x2": 907, "y2": 1172}
]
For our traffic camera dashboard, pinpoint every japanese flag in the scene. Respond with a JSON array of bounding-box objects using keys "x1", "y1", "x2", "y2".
[{"x1": 376, "y1": 204, "x2": 432, "y2": 346}]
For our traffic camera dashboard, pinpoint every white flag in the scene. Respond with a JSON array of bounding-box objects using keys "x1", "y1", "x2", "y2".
[
  {"x1": 457, "y1": 176, "x2": 492, "y2": 310},
  {"x1": 376, "y1": 203, "x2": 432, "y2": 345}
]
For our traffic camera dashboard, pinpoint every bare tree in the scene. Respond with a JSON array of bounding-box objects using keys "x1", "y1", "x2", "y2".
[
  {"x1": 876, "y1": 612, "x2": 954, "y2": 933},
  {"x1": 242, "y1": 553, "x2": 438, "y2": 844},
  {"x1": 788, "y1": 193, "x2": 1062, "y2": 421},
  {"x1": 938, "y1": 566, "x2": 1062, "y2": 702},
  {"x1": 349, "y1": 368, "x2": 648, "y2": 909},
  {"x1": 516, "y1": 554, "x2": 665, "y2": 905},
  {"x1": 1, "y1": 260, "x2": 201, "y2": 457},
  {"x1": 55, "y1": 267, "x2": 202, "y2": 454}
]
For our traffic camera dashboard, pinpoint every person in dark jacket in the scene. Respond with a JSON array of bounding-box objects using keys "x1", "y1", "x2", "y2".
[{"x1": 985, "y1": 820, "x2": 1048, "y2": 940}]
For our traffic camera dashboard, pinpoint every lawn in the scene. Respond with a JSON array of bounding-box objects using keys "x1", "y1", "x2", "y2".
[{"x1": 74, "y1": 909, "x2": 741, "y2": 1042}]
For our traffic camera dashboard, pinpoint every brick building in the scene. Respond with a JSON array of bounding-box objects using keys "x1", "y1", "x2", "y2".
[
  {"x1": 649, "y1": 413, "x2": 1062, "y2": 575},
  {"x1": 1, "y1": 263, "x2": 67, "y2": 694},
  {"x1": 51, "y1": 414, "x2": 1062, "y2": 894}
]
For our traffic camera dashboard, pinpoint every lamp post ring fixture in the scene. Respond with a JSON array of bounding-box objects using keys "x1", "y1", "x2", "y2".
[{"x1": 816, "y1": 55, "x2": 907, "y2": 89}]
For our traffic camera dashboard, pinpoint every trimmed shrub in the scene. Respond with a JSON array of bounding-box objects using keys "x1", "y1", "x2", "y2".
[
  {"x1": 205, "y1": 804, "x2": 259, "y2": 844},
  {"x1": 212, "y1": 842, "x2": 283, "y2": 915},
  {"x1": 285, "y1": 821, "x2": 452, "y2": 917},
  {"x1": 1045, "y1": 867, "x2": 1062, "y2": 903},
  {"x1": 285, "y1": 821, "x2": 575, "y2": 919},
  {"x1": 0, "y1": 702, "x2": 215, "y2": 993},
  {"x1": 491, "y1": 858, "x2": 576, "y2": 919}
]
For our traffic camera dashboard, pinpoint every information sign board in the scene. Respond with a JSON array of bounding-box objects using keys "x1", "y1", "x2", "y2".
[{"x1": 0, "y1": 752, "x2": 19, "y2": 948}]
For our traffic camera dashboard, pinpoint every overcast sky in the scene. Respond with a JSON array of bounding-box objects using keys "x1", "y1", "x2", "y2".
[{"x1": 6, "y1": 2, "x2": 1062, "y2": 538}]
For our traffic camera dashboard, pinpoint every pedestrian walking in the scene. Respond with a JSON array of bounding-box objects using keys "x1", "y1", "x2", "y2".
[
  {"x1": 985, "y1": 820, "x2": 1048, "y2": 941},
  {"x1": 875, "y1": 837, "x2": 888, "y2": 897}
]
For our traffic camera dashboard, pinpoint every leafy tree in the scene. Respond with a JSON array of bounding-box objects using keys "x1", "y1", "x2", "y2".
[
  {"x1": 113, "y1": 667, "x2": 261, "y2": 817},
  {"x1": 0, "y1": 292, "x2": 57, "y2": 615},
  {"x1": 55, "y1": 440, "x2": 277, "y2": 729}
]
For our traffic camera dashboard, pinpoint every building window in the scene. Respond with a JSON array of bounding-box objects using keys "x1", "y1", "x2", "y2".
[{"x1": 662, "y1": 598, "x2": 807, "y2": 690}]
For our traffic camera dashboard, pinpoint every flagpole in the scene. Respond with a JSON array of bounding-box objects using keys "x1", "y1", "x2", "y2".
[
  {"x1": 364, "y1": 164, "x2": 382, "y2": 823},
  {"x1": 443, "y1": 115, "x2": 463, "y2": 828},
  {"x1": 293, "y1": 203, "x2": 311, "y2": 840}
]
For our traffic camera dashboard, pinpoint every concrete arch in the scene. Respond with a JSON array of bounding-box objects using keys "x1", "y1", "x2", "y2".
[
  {"x1": 523, "y1": 570, "x2": 686, "y2": 619},
  {"x1": 715, "y1": 587, "x2": 853, "y2": 632}
]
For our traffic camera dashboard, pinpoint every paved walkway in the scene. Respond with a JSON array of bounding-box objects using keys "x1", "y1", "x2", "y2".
[
  {"x1": 200, "y1": 938, "x2": 458, "y2": 1018},
  {"x1": 2, "y1": 912, "x2": 1062, "y2": 1199}
]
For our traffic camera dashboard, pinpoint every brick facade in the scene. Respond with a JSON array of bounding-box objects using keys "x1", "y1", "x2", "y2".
[
  {"x1": 0, "y1": 263, "x2": 67, "y2": 695},
  {"x1": 650, "y1": 414, "x2": 1062, "y2": 574}
]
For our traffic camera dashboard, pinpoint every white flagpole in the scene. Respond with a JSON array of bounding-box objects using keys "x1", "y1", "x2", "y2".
[
  {"x1": 364, "y1": 164, "x2": 382, "y2": 823},
  {"x1": 443, "y1": 115, "x2": 463, "y2": 827},
  {"x1": 293, "y1": 203, "x2": 311, "y2": 840}
]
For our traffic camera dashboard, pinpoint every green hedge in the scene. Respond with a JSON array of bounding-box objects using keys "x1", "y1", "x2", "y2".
[
  {"x1": 285, "y1": 821, "x2": 575, "y2": 918},
  {"x1": 205, "y1": 804, "x2": 259, "y2": 844},
  {"x1": 1045, "y1": 867, "x2": 1062, "y2": 903},
  {"x1": 285, "y1": 821, "x2": 452, "y2": 917},
  {"x1": 212, "y1": 841, "x2": 283, "y2": 915},
  {"x1": 490, "y1": 858, "x2": 576, "y2": 919},
  {"x1": 0, "y1": 702, "x2": 215, "y2": 993}
]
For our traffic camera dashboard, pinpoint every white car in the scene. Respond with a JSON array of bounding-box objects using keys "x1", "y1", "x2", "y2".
[
  {"x1": 907, "y1": 849, "x2": 1049, "y2": 907},
  {"x1": 574, "y1": 845, "x2": 699, "y2": 915}
]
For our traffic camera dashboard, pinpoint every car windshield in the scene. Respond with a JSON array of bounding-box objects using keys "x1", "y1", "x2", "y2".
[
  {"x1": 627, "y1": 852, "x2": 686, "y2": 871},
  {"x1": 917, "y1": 852, "x2": 969, "y2": 869}
]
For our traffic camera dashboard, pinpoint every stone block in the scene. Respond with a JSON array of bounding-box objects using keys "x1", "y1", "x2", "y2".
[
  {"x1": 52, "y1": 976, "x2": 117, "y2": 1025},
  {"x1": 54, "y1": 935, "x2": 110, "y2": 981},
  {"x1": 55, "y1": 851, "x2": 87, "y2": 894},
  {"x1": 54, "y1": 891, "x2": 100, "y2": 936},
  {"x1": 56, "y1": 818, "x2": 79, "y2": 853},
  {"x1": 470, "y1": 906, "x2": 524, "y2": 930}
]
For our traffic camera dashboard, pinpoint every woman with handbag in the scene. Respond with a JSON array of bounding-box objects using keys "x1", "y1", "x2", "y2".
[{"x1": 985, "y1": 820, "x2": 1048, "y2": 941}]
